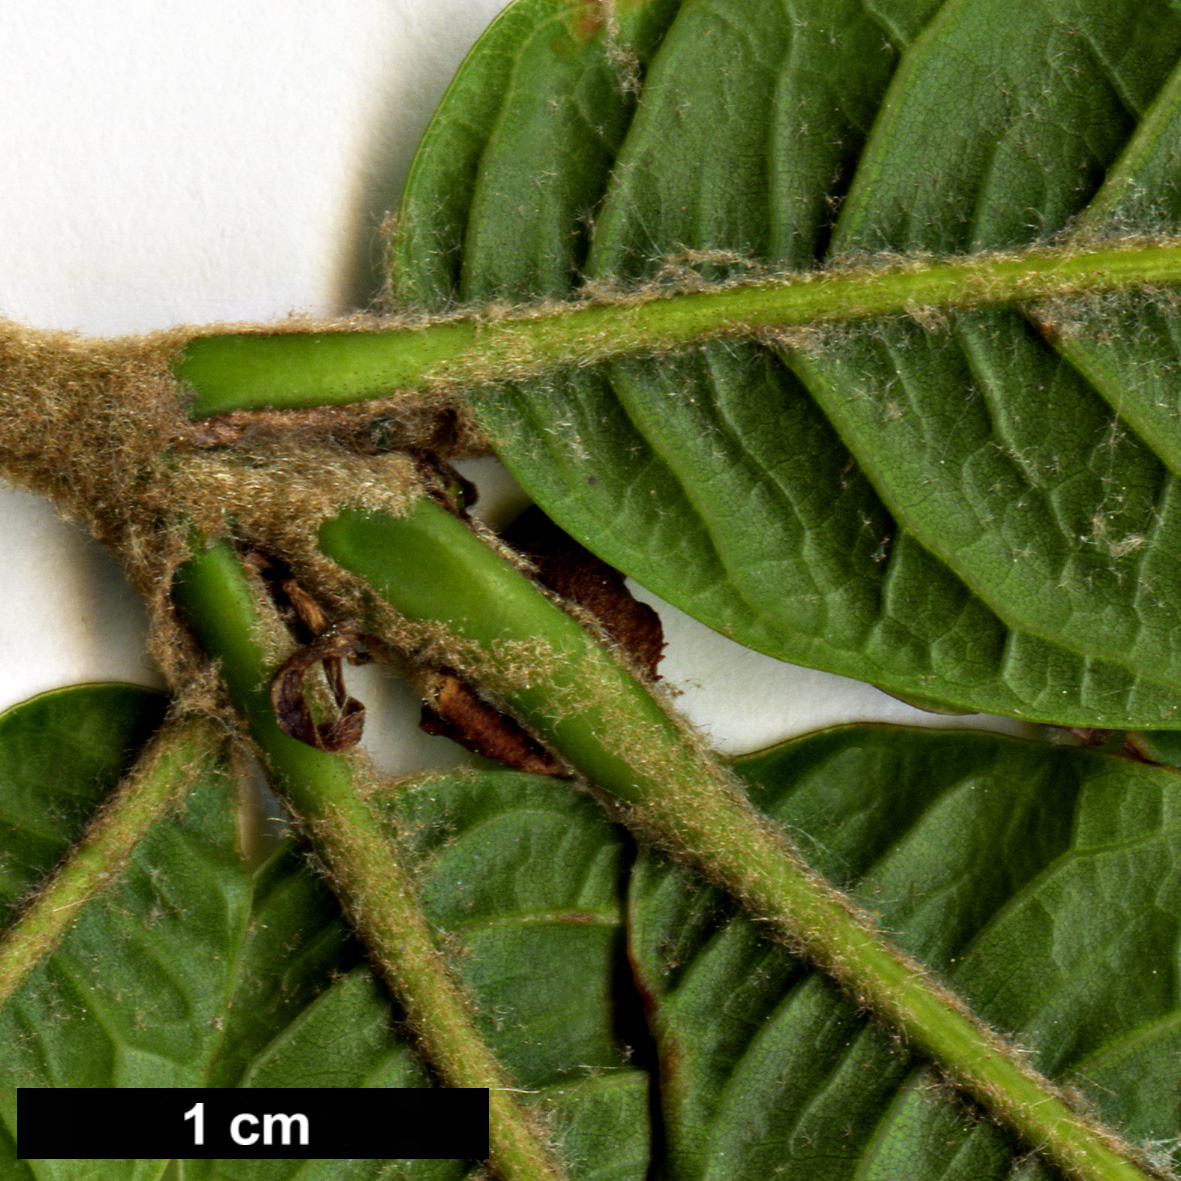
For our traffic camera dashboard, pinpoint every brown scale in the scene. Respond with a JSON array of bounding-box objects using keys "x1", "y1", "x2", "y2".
[
  {"x1": 417, "y1": 505, "x2": 665, "y2": 775},
  {"x1": 244, "y1": 548, "x2": 373, "y2": 753}
]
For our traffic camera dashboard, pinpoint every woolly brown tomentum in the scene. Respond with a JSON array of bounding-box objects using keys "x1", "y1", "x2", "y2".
[{"x1": 0, "y1": 317, "x2": 426, "y2": 696}]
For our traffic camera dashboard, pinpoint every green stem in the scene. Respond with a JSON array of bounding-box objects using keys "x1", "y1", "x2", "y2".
[
  {"x1": 176, "y1": 239, "x2": 1181, "y2": 416},
  {"x1": 318, "y1": 497, "x2": 1157, "y2": 1181},
  {"x1": 0, "y1": 714, "x2": 222, "y2": 1009},
  {"x1": 172, "y1": 541, "x2": 567, "y2": 1181}
]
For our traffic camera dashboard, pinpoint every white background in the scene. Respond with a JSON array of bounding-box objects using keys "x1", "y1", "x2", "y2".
[{"x1": 0, "y1": 1, "x2": 1028, "y2": 776}]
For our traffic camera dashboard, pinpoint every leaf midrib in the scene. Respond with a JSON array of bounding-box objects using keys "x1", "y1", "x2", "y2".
[{"x1": 179, "y1": 238, "x2": 1181, "y2": 417}]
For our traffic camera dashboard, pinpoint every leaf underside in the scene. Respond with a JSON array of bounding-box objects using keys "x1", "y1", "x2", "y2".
[
  {"x1": 391, "y1": 0, "x2": 1181, "y2": 730},
  {"x1": 15, "y1": 2, "x2": 1181, "y2": 1176},
  {"x1": 5, "y1": 688, "x2": 1181, "y2": 1179},
  {"x1": 0, "y1": 688, "x2": 421, "y2": 1181}
]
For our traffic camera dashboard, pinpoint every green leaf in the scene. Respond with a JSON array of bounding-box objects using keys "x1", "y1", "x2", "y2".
[
  {"x1": 658, "y1": 728, "x2": 1181, "y2": 1177},
  {"x1": 0, "y1": 686, "x2": 423, "y2": 1181},
  {"x1": 0, "y1": 687, "x2": 406, "y2": 1181},
  {"x1": 406, "y1": 727, "x2": 1181, "y2": 1179},
  {"x1": 0, "y1": 686, "x2": 645, "y2": 1181},
  {"x1": 279, "y1": 723, "x2": 1181, "y2": 1179},
  {"x1": 0, "y1": 684, "x2": 168, "y2": 919},
  {"x1": 6, "y1": 691, "x2": 1179, "y2": 1177},
  {"x1": 390, "y1": 0, "x2": 1181, "y2": 729}
]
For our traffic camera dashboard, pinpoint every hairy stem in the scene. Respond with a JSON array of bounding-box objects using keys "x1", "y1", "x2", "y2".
[
  {"x1": 176, "y1": 239, "x2": 1181, "y2": 416},
  {"x1": 172, "y1": 541, "x2": 567, "y2": 1181},
  {"x1": 317, "y1": 497, "x2": 1158, "y2": 1181},
  {"x1": 0, "y1": 714, "x2": 223, "y2": 1009}
]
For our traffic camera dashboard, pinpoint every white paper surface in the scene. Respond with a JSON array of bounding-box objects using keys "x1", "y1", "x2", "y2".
[{"x1": 0, "y1": 1, "x2": 1030, "y2": 776}]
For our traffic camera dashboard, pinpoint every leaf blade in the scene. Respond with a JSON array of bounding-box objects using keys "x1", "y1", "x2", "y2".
[
  {"x1": 390, "y1": 0, "x2": 1181, "y2": 728},
  {"x1": 631, "y1": 726, "x2": 1181, "y2": 1178}
]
